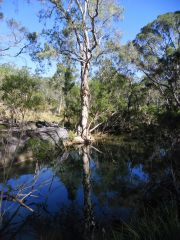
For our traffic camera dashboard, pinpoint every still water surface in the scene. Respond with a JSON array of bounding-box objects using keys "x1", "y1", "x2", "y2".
[{"x1": 0, "y1": 134, "x2": 178, "y2": 239}]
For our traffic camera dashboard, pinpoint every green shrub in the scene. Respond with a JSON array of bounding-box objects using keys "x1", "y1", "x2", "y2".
[{"x1": 68, "y1": 130, "x2": 76, "y2": 141}]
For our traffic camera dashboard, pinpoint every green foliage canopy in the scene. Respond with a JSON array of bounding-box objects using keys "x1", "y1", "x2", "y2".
[
  {"x1": 133, "y1": 11, "x2": 180, "y2": 110},
  {"x1": 1, "y1": 68, "x2": 44, "y2": 118}
]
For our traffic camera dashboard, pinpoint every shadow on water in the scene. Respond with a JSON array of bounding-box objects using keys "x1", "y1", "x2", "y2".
[{"x1": 0, "y1": 130, "x2": 180, "y2": 239}]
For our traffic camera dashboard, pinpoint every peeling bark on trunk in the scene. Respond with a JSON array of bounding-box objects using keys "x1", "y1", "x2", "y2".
[{"x1": 77, "y1": 62, "x2": 90, "y2": 140}]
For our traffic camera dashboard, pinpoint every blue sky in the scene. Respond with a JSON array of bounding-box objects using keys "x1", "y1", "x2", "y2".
[
  {"x1": 0, "y1": 0, "x2": 179, "y2": 76},
  {"x1": 120, "y1": 0, "x2": 179, "y2": 43}
]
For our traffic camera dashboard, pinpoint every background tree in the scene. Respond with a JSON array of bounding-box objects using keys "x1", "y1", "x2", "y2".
[
  {"x1": 64, "y1": 84, "x2": 80, "y2": 128},
  {"x1": 1, "y1": 68, "x2": 44, "y2": 124},
  {"x1": 48, "y1": 63, "x2": 75, "y2": 115},
  {"x1": 88, "y1": 58, "x2": 164, "y2": 133},
  {"x1": 132, "y1": 11, "x2": 180, "y2": 111},
  {"x1": 89, "y1": 60, "x2": 128, "y2": 132}
]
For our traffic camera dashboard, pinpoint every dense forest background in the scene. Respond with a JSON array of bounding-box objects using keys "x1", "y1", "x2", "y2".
[{"x1": 0, "y1": 10, "x2": 179, "y2": 135}]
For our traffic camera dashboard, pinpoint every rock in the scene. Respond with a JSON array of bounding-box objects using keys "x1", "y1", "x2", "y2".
[
  {"x1": 36, "y1": 121, "x2": 50, "y2": 128},
  {"x1": 25, "y1": 121, "x2": 37, "y2": 130},
  {"x1": 0, "y1": 126, "x2": 68, "y2": 166},
  {"x1": 0, "y1": 135, "x2": 29, "y2": 167},
  {"x1": 25, "y1": 121, "x2": 59, "y2": 130},
  {"x1": 33, "y1": 127, "x2": 68, "y2": 144},
  {"x1": 51, "y1": 122, "x2": 59, "y2": 127}
]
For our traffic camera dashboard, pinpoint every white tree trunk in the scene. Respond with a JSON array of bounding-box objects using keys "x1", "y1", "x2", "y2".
[
  {"x1": 57, "y1": 95, "x2": 63, "y2": 114},
  {"x1": 77, "y1": 62, "x2": 90, "y2": 140}
]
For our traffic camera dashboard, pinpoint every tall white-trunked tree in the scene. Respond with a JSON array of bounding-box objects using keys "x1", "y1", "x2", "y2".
[{"x1": 38, "y1": 0, "x2": 123, "y2": 142}]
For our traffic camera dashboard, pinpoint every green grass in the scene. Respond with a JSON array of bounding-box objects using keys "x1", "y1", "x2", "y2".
[
  {"x1": 0, "y1": 124, "x2": 7, "y2": 130},
  {"x1": 112, "y1": 202, "x2": 180, "y2": 240}
]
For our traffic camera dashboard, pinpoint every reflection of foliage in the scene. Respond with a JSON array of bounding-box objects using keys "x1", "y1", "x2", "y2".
[
  {"x1": 56, "y1": 151, "x2": 83, "y2": 201},
  {"x1": 13, "y1": 204, "x2": 83, "y2": 240},
  {"x1": 91, "y1": 143, "x2": 140, "y2": 209},
  {"x1": 26, "y1": 138, "x2": 57, "y2": 161},
  {"x1": 92, "y1": 130, "x2": 179, "y2": 210},
  {"x1": 157, "y1": 111, "x2": 180, "y2": 129}
]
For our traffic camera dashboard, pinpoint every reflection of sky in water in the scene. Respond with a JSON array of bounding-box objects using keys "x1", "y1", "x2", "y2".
[
  {"x1": 3, "y1": 168, "x2": 72, "y2": 212},
  {"x1": 128, "y1": 163, "x2": 149, "y2": 183},
  {"x1": 160, "y1": 148, "x2": 167, "y2": 157},
  {"x1": 0, "y1": 160, "x2": 142, "y2": 227}
]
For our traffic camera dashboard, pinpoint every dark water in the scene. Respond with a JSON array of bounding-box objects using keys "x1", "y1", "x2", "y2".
[{"x1": 0, "y1": 133, "x2": 179, "y2": 239}]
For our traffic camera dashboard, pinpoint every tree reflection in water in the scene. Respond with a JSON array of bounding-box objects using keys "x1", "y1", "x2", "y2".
[
  {"x1": 81, "y1": 145, "x2": 95, "y2": 239},
  {"x1": 0, "y1": 131, "x2": 179, "y2": 239}
]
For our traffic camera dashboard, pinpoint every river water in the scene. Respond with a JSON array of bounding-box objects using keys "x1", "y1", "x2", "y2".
[{"x1": 0, "y1": 132, "x2": 179, "y2": 239}]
